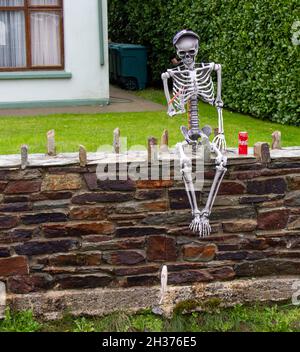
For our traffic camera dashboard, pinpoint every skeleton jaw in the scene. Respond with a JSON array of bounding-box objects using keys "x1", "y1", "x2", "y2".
[{"x1": 182, "y1": 58, "x2": 195, "y2": 70}]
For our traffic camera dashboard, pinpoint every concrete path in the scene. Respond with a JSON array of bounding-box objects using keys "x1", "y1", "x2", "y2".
[{"x1": 0, "y1": 85, "x2": 165, "y2": 117}]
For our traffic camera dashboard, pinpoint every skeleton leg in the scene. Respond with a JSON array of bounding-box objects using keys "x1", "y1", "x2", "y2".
[
  {"x1": 198, "y1": 143, "x2": 227, "y2": 237},
  {"x1": 176, "y1": 142, "x2": 202, "y2": 232}
]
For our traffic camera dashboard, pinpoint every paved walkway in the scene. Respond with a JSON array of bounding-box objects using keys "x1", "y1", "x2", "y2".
[{"x1": 0, "y1": 86, "x2": 165, "y2": 117}]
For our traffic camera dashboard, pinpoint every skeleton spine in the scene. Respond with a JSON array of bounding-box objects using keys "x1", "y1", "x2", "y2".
[
  {"x1": 189, "y1": 95, "x2": 199, "y2": 135},
  {"x1": 187, "y1": 101, "x2": 191, "y2": 130}
]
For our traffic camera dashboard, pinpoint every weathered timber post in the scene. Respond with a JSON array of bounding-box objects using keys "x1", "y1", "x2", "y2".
[
  {"x1": 20, "y1": 145, "x2": 28, "y2": 170},
  {"x1": 79, "y1": 145, "x2": 87, "y2": 167},
  {"x1": 254, "y1": 142, "x2": 271, "y2": 164},
  {"x1": 272, "y1": 131, "x2": 282, "y2": 150},
  {"x1": 113, "y1": 128, "x2": 121, "y2": 154},
  {"x1": 47, "y1": 130, "x2": 56, "y2": 156},
  {"x1": 148, "y1": 137, "x2": 158, "y2": 163},
  {"x1": 160, "y1": 129, "x2": 169, "y2": 153}
]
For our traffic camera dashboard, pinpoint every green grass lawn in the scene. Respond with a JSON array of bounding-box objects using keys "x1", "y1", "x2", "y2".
[
  {"x1": 1, "y1": 304, "x2": 300, "y2": 332},
  {"x1": 0, "y1": 89, "x2": 299, "y2": 155}
]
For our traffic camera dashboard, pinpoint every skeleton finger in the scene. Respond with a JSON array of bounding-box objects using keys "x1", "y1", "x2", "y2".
[
  {"x1": 190, "y1": 219, "x2": 197, "y2": 233},
  {"x1": 202, "y1": 223, "x2": 205, "y2": 238},
  {"x1": 199, "y1": 224, "x2": 203, "y2": 237},
  {"x1": 207, "y1": 223, "x2": 211, "y2": 237},
  {"x1": 200, "y1": 222, "x2": 205, "y2": 237},
  {"x1": 198, "y1": 222, "x2": 202, "y2": 233},
  {"x1": 204, "y1": 224, "x2": 208, "y2": 237},
  {"x1": 206, "y1": 223, "x2": 210, "y2": 237},
  {"x1": 220, "y1": 138, "x2": 226, "y2": 153},
  {"x1": 191, "y1": 222, "x2": 195, "y2": 233},
  {"x1": 200, "y1": 225, "x2": 205, "y2": 238}
]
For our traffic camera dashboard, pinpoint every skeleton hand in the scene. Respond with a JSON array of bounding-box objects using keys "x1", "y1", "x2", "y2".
[
  {"x1": 168, "y1": 105, "x2": 176, "y2": 117},
  {"x1": 213, "y1": 133, "x2": 227, "y2": 153}
]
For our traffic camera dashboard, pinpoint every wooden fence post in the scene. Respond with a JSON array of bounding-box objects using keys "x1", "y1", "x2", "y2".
[
  {"x1": 254, "y1": 142, "x2": 271, "y2": 164},
  {"x1": 160, "y1": 129, "x2": 169, "y2": 152},
  {"x1": 21, "y1": 145, "x2": 28, "y2": 170},
  {"x1": 113, "y1": 128, "x2": 121, "y2": 154},
  {"x1": 79, "y1": 145, "x2": 87, "y2": 167},
  {"x1": 148, "y1": 137, "x2": 158, "y2": 162},
  {"x1": 272, "y1": 131, "x2": 282, "y2": 150},
  {"x1": 47, "y1": 130, "x2": 56, "y2": 156}
]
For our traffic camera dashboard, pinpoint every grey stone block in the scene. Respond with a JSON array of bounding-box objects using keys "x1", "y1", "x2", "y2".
[{"x1": 7, "y1": 277, "x2": 300, "y2": 320}]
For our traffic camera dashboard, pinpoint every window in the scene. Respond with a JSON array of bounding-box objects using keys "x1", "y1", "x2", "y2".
[{"x1": 0, "y1": 0, "x2": 64, "y2": 71}]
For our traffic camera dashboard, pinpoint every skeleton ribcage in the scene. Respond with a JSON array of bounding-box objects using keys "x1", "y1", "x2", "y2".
[{"x1": 169, "y1": 63, "x2": 215, "y2": 111}]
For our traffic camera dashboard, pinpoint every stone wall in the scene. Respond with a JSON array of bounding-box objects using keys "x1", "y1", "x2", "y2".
[{"x1": 0, "y1": 148, "x2": 299, "y2": 315}]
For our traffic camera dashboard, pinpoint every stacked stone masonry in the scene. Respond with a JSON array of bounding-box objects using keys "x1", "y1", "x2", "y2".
[{"x1": 0, "y1": 149, "x2": 300, "y2": 297}]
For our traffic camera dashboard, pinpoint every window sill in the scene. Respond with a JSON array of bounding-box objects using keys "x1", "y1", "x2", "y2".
[{"x1": 0, "y1": 71, "x2": 72, "y2": 80}]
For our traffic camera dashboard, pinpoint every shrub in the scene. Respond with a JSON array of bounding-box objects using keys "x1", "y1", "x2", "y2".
[{"x1": 108, "y1": 0, "x2": 300, "y2": 125}]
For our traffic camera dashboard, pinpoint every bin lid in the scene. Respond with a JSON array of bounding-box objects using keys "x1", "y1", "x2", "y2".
[
  {"x1": 110, "y1": 43, "x2": 146, "y2": 50},
  {"x1": 109, "y1": 42, "x2": 121, "y2": 48}
]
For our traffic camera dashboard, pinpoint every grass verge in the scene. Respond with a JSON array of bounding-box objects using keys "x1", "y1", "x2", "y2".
[
  {"x1": 0, "y1": 89, "x2": 299, "y2": 154},
  {"x1": 1, "y1": 303, "x2": 300, "y2": 332}
]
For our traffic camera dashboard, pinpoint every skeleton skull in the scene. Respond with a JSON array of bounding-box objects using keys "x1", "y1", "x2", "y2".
[{"x1": 175, "y1": 34, "x2": 199, "y2": 69}]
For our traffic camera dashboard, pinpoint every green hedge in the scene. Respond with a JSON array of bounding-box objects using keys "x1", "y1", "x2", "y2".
[{"x1": 108, "y1": 0, "x2": 300, "y2": 126}]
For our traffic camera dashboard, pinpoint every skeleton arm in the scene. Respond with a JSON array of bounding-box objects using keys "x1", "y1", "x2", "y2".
[
  {"x1": 161, "y1": 71, "x2": 176, "y2": 117},
  {"x1": 214, "y1": 64, "x2": 223, "y2": 109},
  {"x1": 212, "y1": 64, "x2": 227, "y2": 151}
]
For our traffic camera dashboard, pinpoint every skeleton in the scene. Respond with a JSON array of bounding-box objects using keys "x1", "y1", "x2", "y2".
[{"x1": 161, "y1": 30, "x2": 228, "y2": 237}]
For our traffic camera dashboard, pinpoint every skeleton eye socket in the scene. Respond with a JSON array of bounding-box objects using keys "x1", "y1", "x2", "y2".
[
  {"x1": 178, "y1": 51, "x2": 186, "y2": 57},
  {"x1": 189, "y1": 50, "x2": 196, "y2": 55}
]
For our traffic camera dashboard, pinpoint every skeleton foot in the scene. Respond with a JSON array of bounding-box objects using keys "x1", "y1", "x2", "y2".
[
  {"x1": 190, "y1": 213, "x2": 201, "y2": 233},
  {"x1": 213, "y1": 133, "x2": 227, "y2": 152},
  {"x1": 198, "y1": 215, "x2": 212, "y2": 238},
  {"x1": 190, "y1": 214, "x2": 211, "y2": 238}
]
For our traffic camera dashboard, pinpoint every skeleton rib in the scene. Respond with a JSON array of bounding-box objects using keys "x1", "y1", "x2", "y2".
[
  {"x1": 173, "y1": 76, "x2": 191, "y2": 85},
  {"x1": 197, "y1": 74, "x2": 211, "y2": 83},
  {"x1": 197, "y1": 79, "x2": 213, "y2": 89},
  {"x1": 196, "y1": 70, "x2": 210, "y2": 79}
]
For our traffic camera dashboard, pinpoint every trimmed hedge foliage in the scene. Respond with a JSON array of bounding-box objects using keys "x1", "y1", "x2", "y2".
[{"x1": 108, "y1": 0, "x2": 300, "y2": 125}]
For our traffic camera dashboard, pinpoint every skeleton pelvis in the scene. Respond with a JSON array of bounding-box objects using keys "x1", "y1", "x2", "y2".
[
  {"x1": 181, "y1": 126, "x2": 211, "y2": 144},
  {"x1": 181, "y1": 126, "x2": 198, "y2": 143}
]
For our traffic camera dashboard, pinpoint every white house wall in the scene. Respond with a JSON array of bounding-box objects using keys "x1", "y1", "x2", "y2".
[{"x1": 0, "y1": 0, "x2": 109, "y2": 106}]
